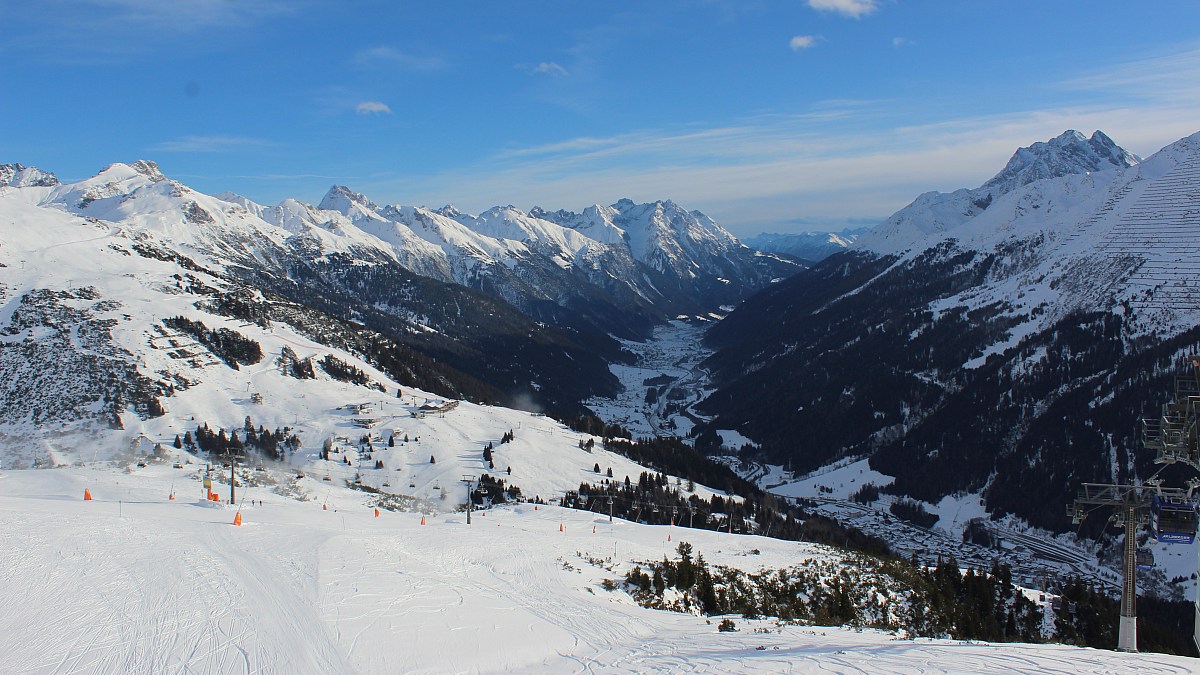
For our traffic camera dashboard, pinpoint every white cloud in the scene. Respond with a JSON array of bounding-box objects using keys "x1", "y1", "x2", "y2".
[
  {"x1": 808, "y1": 0, "x2": 879, "y2": 19},
  {"x1": 789, "y1": 35, "x2": 818, "y2": 51},
  {"x1": 892, "y1": 37, "x2": 913, "y2": 48},
  {"x1": 149, "y1": 135, "x2": 273, "y2": 153},
  {"x1": 356, "y1": 101, "x2": 393, "y2": 115},
  {"x1": 530, "y1": 62, "x2": 569, "y2": 77}
]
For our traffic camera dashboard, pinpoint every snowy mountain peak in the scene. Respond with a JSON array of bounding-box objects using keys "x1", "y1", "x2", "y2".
[
  {"x1": 319, "y1": 185, "x2": 378, "y2": 214},
  {"x1": 532, "y1": 204, "x2": 627, "y2": 246},
  {"x1": 0, "y1": 163, "x2": 59, "y2": 187},
  {"x1": 855, "y1": 130, "x2": 1140, "y2": 255},
  {"x1": 479, "y1": 205, "x2": 524, "y2": 221},
  {"x1": 980, "y1": 129, "x2": 1137, "y2": 196},
  {"x1": 129, "y1": 159, "x2": 168, "y2": 183}
]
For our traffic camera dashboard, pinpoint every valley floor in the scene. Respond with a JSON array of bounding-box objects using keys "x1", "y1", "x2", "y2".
[
  {"x1": 586, "y1": 319, "x2": 713, "y2": 439},
  {"x1": 0, "y1": 465, "x2": 1193, "y2": 674}
]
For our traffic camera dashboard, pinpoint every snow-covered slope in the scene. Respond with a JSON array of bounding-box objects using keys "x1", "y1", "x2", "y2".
[
  {"x1": 881, "y1": 130, "x2": 1198, "y2": 335},
  {"x1": 821, "y1": 128, "x2": 1199, "y2": 345},
  {"x1": 2, "y1": 466, "x2": 1193, "y2": 673},
  {"x1": 0, "y1": 169, "x2": 735, "y2": 516}
]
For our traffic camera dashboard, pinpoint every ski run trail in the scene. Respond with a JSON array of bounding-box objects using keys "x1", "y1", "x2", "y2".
[{"x1": 0, "y1": 466, "x2": 1194, "y2": 674}]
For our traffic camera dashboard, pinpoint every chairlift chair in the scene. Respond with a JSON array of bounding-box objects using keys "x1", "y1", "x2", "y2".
[{"x1": 1150, "y1": 494, "x2": 1198, "y2": 544}]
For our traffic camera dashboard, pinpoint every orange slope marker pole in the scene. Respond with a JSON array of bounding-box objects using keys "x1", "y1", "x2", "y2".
[{"x1": 83, "y1": 488, "x2": 93, "y2": 501}]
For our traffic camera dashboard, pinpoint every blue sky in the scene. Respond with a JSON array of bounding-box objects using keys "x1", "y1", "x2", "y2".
[{"x1": 2, "y1": 1, "x2": 1199, "y2": 237}]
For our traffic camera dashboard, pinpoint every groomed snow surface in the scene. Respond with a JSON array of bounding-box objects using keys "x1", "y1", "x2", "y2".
[{"x1": 1, "y1": 467, "x2": 1193, "y2": 674}]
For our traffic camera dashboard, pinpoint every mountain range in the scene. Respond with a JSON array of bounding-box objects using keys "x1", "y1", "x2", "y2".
[
  {"x1": 3, "y1": 132, "x2": 1198, "y2": 671},
  {"x1": 745, "y1": 227, "x2": 870, "y2": 262},
  {"x1": 0, "y1": 161, "x2": 796, "y2": 424},
  {"x1": 7, "y1": 127, "x2": 1200, "y2": 538},
  {"x1": 698, "y1": 129, "x2": 1200, "y2": 531}
]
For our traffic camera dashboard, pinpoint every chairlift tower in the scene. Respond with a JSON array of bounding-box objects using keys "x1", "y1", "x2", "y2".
[
  {"x1": 1066, "y1": 482, "x2": 1186, "y2": 651},
  {"x1": 229, "y1": 454, "x2": 245, "y2": 505},
  {"x1": 461, "y1": 475, "x2": 475, "y2": 525},
  {"x1": 1066, "y1": 358, "x2": 1200, "y2": 652}
]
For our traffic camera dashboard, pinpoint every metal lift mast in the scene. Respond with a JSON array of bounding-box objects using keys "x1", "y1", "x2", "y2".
[
  {"x1": 1068, "y1": 482, "x2": 1190, "y2": 652},
  {"x1": 1142, "y1": 358, "x2": 1200, "y2": 653},
  {"x1": 1067, "y1": 358, "x2": 1200, "y2": 653}
]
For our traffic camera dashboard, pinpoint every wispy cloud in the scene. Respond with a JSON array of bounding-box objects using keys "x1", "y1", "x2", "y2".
[
  {"x1": 2, "y1": 0, "x2": 299, "y2": 62},
  {"x1": 227, "y1": 173, "x2": 341, "y2": 181},
  {"x1": 359, "y1": 102, "x2": 1198, "y2": 236},
  {"x1": 356, "y1": 101, "x2": 393, "y2": 115},
  {"x1": 789, "y1": 35, "x2": 819, "y2": 51},
  {"x1": 353, "y1": 46, "x2": 448, "y2": 72},
  {"x1": 892, "y1": 37, "x2": 913, "y2": 48},
  {"x1": 528, "y1": 61, "x2": 569, "y2": 77},
  {"x1": 350, "y1": 44, "x2": 1200, "y2": 237},
  {"x1": 1059, "y1": 45, "x2": 1200, "y2": 106},
  {"x1": 807, "y1": 0, "x2": 879, "y2": 19},
  {"x1": 149, "y1": 135, "x2": 274, "y2": 153},
  {"x1": 77, "y1": 0, "x2": 297, "y2": 30}
]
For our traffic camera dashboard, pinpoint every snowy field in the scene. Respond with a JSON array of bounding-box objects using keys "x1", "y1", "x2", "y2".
[{"x1": 1, "y1": 466, "x2": 1195, "y2": 674}]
